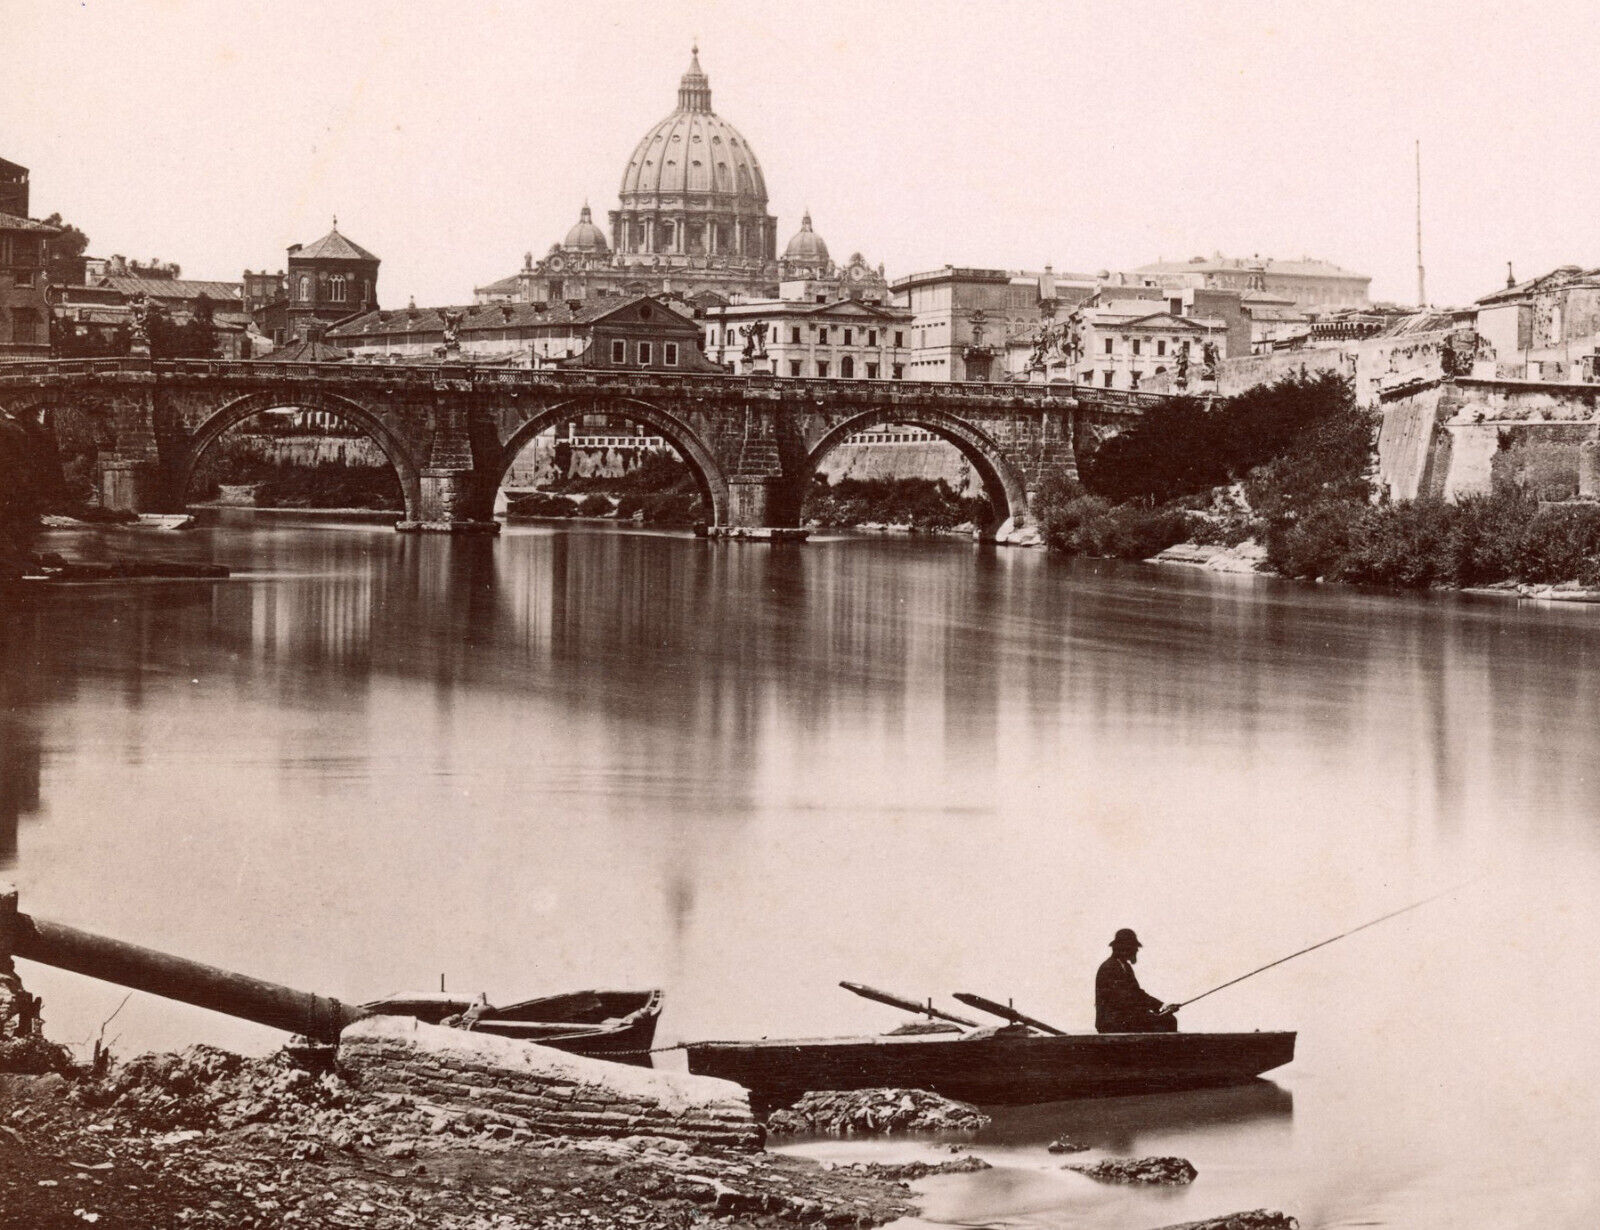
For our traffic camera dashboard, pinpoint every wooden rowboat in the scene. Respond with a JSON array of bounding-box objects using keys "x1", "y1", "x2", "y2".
[
  {"x1": 362, "y1": 989, "x2": 662, "y2": 1064},
  {"x1": 684, "y1": 1028, "x2": 1295, "y2": 1105}
]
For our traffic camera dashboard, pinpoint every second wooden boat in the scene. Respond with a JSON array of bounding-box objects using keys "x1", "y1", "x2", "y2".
[
  {"x1": 684, "y1": 1028, "x2": 1295, "y2": 1104},
  {"x1": 362, "y1": 988, "x2": 662, "y2": 1064}
]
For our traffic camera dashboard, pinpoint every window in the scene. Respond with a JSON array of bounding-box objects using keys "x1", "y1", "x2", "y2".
[
  {"x1": 867, "y1": 329, "x2": 878, "y2": 347},
  {"x1": 1169, "y1": 298, "x2": 1183, "y2": 315},
  {"x1": 817, "y1": 326, "x2": 829, "y2": 343},
  {"x1": 816, "y1": 360, "x2": 830, "y2": 377},
  {"x1": 894, "y1": 331, "x2": 904, "y2": 347},
  {"x1": 1104, "y1": 337, "x2": 1113, "y2": 355},
  {"x1": 1081, "y1": 370, "x2": 1093, "y2": 383},
  {"x1": 1103, "y1": 371, "x2": 1114, "y2": 387},
  {"x1": 611, "y1": 340, "x2": 626, "y2": 363},
  {"x1": 1131, "y1": 339, "x2": 1141, "y2": 356},
  {"x1": 790, "y1": 326, "x2": 801, "y2": 344},
  {"x1": 789, "y1": 360, "x2": 802, "y2": 377},
  {"x1": 10, "y1": 308, "x2": 37, "y2": 346},
  {"x1": 843, "y1": 328, "x2": 853, "y2": 346},
  {"x1": 1157, "y1": 340, "x2": 1166, "y2": 357},
  {"x1": 664, "y1": 342, "x2": 678, "y2": 365},
  {"x1": 329, "y1": 274, "x2": 347, "y2": 303},
  {"x1": 298, "y1": 275, "x2": 311, "y2": 301},
  {"x1": 638, "y1": 341, "x2": 653, "y2": 364},
  {"x1": 840, "y1": 356, "x2": 854, "y2": 378},
  {"x1": 892, "y1": 364, "x2": 904, "y2": 379},
  {"x1": 1181, "y1": 339, "x2": 1191, "y2": 354},
  {"x1": 866, "y1": 362, "x2": 879, "y2": 379}
]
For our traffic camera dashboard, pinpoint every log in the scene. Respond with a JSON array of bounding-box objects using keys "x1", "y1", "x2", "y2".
[{"x1": 7, "y1": 900, "x2": 364, "y2": 1043}]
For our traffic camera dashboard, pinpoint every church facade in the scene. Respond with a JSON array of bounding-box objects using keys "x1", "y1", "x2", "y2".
[{"x1": 475, "y1": 48, "x2": 883, "y2": 311}]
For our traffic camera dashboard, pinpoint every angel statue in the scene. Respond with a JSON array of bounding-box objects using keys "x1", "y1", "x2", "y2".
[
  {"x1": 1062, "y1": 310, "x2": 1085, "y2": 366},
  {"x1": 441, "y1": 309, "x2": 465, "y2": 352},
  {"x1": 1026, "y1": 322, "x2": 1058, "y2": 371},
  {"x1": 127, "y1": 293, "x2": 151, "y2": 353},
  {"x1": 1201, "y1": 341, "x2": 1220, "y2": 380},
  {"x1": 739, "y1": 320, "x2": 769, "y2": 359},
  {"x1": 1175, "y1": 344, "x2": 1190, "y2": 389}
]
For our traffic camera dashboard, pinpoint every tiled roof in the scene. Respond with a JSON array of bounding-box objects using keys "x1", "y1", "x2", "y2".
[
  {"x1": 329, "y1": 295, "x2": 692, "y2": 340},
  {"x1": 473, "y1": 273, "x2": 522, "y2": 295},
  {"x1": 1134, "y1": 255, "x2": 1368, "y2": 280},
  {"x1": 101, "y1": 276, "x2": 244, "y2": 302},
  {"x1": 1476, "y1": 265, "x2": 1600, "y2": 306},
  {"x1": 255, "y1": 337, "x2": 350, "y2": 362},
  {"x1": 0, "y1": 211, "x2": 58, "y2": 235},
  {"x1": 292, "y1": 228, "x2": 379, "y2": 263}
]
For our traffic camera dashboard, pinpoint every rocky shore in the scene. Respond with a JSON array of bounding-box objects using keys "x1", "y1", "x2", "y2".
[{"x1": 0, "y1": 1044, "x2": 922, "y2": 1229}]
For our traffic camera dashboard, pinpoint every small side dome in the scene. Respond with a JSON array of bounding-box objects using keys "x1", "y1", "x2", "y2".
[
  {"x1": 782, "y1": 211, "x2": 829, "y2": 264},
  {"x1": 562, "y1": 204, "x2": 609, "y2": 254}
]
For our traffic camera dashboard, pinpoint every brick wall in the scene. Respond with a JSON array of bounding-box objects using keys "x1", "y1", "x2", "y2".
[{"x1": 339, "y1": 1016, "x2": 761, "y2": 1151}]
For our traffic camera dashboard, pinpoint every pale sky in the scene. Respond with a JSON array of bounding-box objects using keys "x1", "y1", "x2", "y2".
[{"x1": 6, "y1": 1, "x2": 1597, "y2": 308}]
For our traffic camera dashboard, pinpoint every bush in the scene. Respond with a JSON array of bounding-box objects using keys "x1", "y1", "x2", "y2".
[
  {"x1": 1082, "y1": 374, "x2": 1367, "y2": 507},
  {"x1": 505, "y1": 491, "x2": 578, "y2": 518},
  {"x1": 803, "y1": 476, "x2": 992, "y2": 531},
  {"x1": 1039, "y1": 491, "x2": 1189, "y2": 559},
  {"x1": 575, "y1": 494, "x2": 614, "y2": 517},
  {"x1": 614, "y1": 490, "x2": 705, "y2": 526},
  {"x1": 1264, "y1": 490, "x2": 1600, "y2": 589}
]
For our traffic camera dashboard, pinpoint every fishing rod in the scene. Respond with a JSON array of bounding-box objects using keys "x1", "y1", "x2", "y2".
[{"x1": 1174, "y1": 881, "x2": 1473, "y2": 1011}]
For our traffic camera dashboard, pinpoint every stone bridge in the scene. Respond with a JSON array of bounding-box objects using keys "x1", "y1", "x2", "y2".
[{"x1": 0, "y1": 358, "x2": 1162, "y2": 535}]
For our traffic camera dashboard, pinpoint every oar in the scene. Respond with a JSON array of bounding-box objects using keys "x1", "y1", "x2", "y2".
[
  {"x1": 953, "y1": 992, "x2": 1067, "y2": 1036},
  {"x1": 1174, "y1": 881, "x2": 1474, "y2": 1010},
  {"x1": 839, "y1": 981, "x2": 980, "y2": 1028}
]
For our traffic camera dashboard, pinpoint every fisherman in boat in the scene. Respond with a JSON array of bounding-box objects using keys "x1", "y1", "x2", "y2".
[{"x1": 1096, "y1": 928, "x2": 1179, "y2": 1033}]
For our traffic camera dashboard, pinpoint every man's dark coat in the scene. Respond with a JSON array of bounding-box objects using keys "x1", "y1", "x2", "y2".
[{"x1": 1095, "y1": 954, "x2": 1167, "y2": 1032}]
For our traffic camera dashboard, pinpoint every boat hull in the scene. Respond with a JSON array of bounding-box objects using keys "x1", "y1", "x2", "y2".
[
  {"x1": 360, "y1": 989, "x2": 662, "y2": 1065},
  {"x1": 685, "y1": 1030, "x2": 1295, "y2": 1105}
]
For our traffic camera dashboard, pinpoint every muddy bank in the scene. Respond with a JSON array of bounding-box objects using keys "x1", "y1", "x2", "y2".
[{"x1": 0, "y1": 1045, "x2": 921, "y2": 1229}]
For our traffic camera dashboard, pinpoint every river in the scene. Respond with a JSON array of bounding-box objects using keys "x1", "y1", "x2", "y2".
[{"x1": 3, "y1": 513, "x2": 1598, "y2": 1228}]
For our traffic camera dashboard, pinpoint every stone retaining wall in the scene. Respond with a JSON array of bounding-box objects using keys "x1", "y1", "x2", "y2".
[{"x1": 338, "y1": 1016, "x2": 761, "y2": 1151}]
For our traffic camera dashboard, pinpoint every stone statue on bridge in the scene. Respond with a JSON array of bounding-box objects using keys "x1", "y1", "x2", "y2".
[
  {"x1": 127, "y1": 293, "x2": 151, "y2": 357},
  {"x1": 441, "y1": 309, "x2": 465, "y2": 355},
  {"x1": 739, "y1": 320, "x2": 769, "y2": 360}
]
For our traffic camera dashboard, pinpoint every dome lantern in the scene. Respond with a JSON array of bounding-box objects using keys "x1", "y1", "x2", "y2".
[{"x1": 677, "y1": 44, "x2": 712, "y2": 112}]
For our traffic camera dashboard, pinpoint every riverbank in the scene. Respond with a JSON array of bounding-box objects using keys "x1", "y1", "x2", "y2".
[
  {"x1": 0, "y1": 1059, "x2": 919, "y2": 1228},
  {"x1": 1049, "y1": 373, "x2": 1600, "y2": 596}
]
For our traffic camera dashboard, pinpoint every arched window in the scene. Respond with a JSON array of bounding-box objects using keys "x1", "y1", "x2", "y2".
[
  {"x1": 840, "y1": 356, "x2": 855, "y2": 378},
  {"x1": 329, "y1": 274, "x2": 347, "y2": 303},
  {"x1": 297, "y1": 275, "x2": 311, "y2": 301}
]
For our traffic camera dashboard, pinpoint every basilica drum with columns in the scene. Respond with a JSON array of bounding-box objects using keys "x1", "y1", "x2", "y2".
[{"x1": 475, "y1": 48, "x2": 884, "y2": 312}]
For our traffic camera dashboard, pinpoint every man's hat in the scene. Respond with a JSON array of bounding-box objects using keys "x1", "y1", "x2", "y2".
[{"x1": 1110, "y1": 928, "x2": 1142, "y2": 949}]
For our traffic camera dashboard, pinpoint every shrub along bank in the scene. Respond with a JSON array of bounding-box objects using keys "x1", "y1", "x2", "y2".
[
  {"x1": 195, "y1": 457, "x2": 405, "y2": 511},
  {"x1": 1042, "y1": 372, "x2": 1600, "y2": 590},
  {"x1": 803, "y1": 476, "x2": 992, "y2": 531}
]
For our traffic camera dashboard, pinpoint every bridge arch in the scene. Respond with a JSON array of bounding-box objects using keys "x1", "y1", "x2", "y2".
[
  {"x1": 174, "y1": 390, "x2": 422, "y2": 518},
  {"x1": 802, "y1": 407, "x2": 1029, "y2": 534},
  {"x1": 494, "y1": 397, "x2": 729, "y2": 527}
]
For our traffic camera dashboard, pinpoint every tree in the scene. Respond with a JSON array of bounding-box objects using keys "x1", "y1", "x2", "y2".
[{"x1": 39, "y1": 213, "x2": 89, "y2": 286}]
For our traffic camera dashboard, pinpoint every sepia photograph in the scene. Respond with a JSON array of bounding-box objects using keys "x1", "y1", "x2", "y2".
[{"x1": 2, "y1": 2, "x2": 1598, "y2": 1226}]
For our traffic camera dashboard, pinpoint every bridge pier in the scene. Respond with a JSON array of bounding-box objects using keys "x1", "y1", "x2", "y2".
[
  {"x1": 395, "y1": 468, "x2": 500, "y2": 533},
  {"x1": 99, "y1": 457, "x2": 164, "y2": 513}
]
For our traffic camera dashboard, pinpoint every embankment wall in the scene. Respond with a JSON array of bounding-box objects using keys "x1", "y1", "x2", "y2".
[{"x1": 339, "y1": 1016, "x2": 761, "y2": 1151}]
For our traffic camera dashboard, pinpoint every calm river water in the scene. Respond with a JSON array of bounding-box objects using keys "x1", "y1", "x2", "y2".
[{"x1": 4, "y1": 514, "x2": 1599, "y2": 1228}]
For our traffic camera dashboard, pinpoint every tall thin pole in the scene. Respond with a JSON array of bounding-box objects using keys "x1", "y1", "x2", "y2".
[{"x1": 1415, "y1": 140, "x2": 1426, "y2": 308}]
